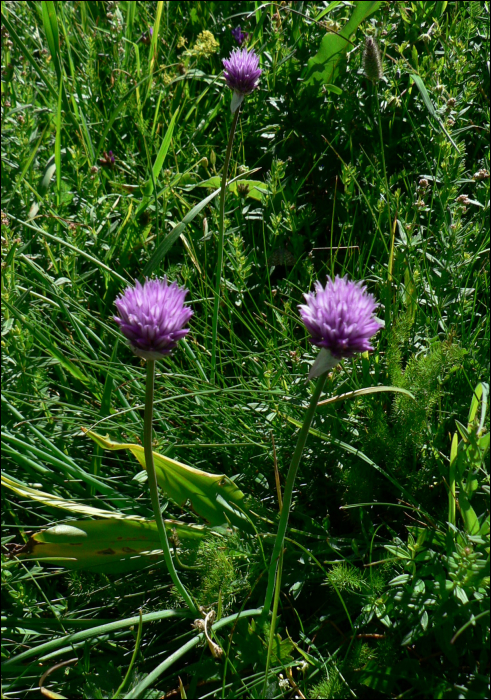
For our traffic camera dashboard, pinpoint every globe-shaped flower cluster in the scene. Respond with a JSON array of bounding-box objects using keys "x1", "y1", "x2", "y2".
[
  {"x1": 299, "y1": 276, "x2": 382, "y2": 359},
  {"x1": 114, "y1": 278, "x2": 193, "y2": 360},
  {"x1": 223, "y1": 48, "x2": 261, "y2": 95}
]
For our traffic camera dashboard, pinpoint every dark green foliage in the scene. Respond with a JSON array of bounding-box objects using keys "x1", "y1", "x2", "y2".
[
  {"x1": 343, "y1": 314, "x2": 472, "y2": 507},
  {"x1": 193, "y1": 535, "x2": 251, "y2": 611}
]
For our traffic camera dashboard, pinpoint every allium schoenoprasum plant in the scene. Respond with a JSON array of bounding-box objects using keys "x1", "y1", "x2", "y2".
[{"x1": 1, "y1": 2, "x2": 489, "y2": 699}]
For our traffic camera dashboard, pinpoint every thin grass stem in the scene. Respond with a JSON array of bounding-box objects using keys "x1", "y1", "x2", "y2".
[
  {"x1": 375, "y1": 86, "x2": 393, "y2": 328},
  {"x1": 210, "y1": 108, "x2": 241, "y2": 384}
]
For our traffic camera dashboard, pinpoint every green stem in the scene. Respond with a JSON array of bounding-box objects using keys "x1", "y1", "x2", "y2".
[
  {"x1": 262, "y1": 548, "x2": 283, "y2": 696},
  {"x1": 375, "y1": 86, "x2": 393, "y2": 328},
  {"x1": 262, "y1": 372, "x2": 328, "y2": 614},
  {"x1": 144, "y1": 360, "x2": 198, "y2": 614},
  {"x1": 127, "y1": 608, "x2": 263, "y2": 699},
  {"x1": 112, "y1": 609, "x2": 143, "y2": 699},
  {"x1": 210, "y1": 107, "x2": 241, "y2": 384}
]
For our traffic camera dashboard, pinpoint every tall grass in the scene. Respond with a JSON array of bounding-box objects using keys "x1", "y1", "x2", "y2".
[{"x1": 2, "y1": 1, "x2": 489, "y2": 698}]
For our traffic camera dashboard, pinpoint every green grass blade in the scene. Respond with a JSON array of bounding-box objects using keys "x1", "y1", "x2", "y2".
[
  {"x1": 2, "y1": 610, "x2": 190, "y2": 670},
  {"x1": 10, "y1": 216, "x2": 128, "y2": 284},
  {"x1": 142, "y1": 169, "x2": 260, "y2": 276},
  {"x1": 0, "y1": 9, "x2": 58, "y2": 101},
  {"x1": 318, "y1": 385, "x2": 415, "y2": 407},
  {"x1": 55, "y1": 78, "x2": 62, "y2": 205},
  {"x1": 140, "y1": 107, "x2": 178, "y2": 202},
  {"x1": 409, "y1": 73, "x2": 459, "y2": 151},
  {"x1": 41, "y1": 0, "x2": 61, "y2": 83}
]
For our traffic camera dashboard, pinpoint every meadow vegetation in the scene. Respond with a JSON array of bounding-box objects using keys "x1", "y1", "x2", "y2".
[{"x1": 1, "y1": 1, "x2": 490, "y2": 698}]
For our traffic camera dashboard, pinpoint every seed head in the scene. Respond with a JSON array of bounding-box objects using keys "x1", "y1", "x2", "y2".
[
  {"x1": 114, "y1": 277, "x2": 193, "y2": 360},
  {"x1": 363, "y1": 37, "x2": 383, "y2": 82},
  {"x1": 473, "y1": 169, "x2": 489, "y2": 181}
]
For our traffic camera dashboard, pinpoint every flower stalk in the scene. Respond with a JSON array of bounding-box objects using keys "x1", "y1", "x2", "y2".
[
  {"x1": 263, "y1": 275, "x2": 382, "y2": 616},
  {"x1": 262, "y1": 371, "x2": 329, "y2": 614},
  {"x1": 144, "y1": 360, "x2": 198, "y2": 614},
  {"x1": 374, "y1": 86, "x2": 394, "y2": 329},
  {"x1": 210, "y1": 107, "x2": 240, "y2": 383}
]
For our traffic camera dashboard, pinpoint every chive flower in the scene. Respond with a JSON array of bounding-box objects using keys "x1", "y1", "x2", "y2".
[
  {"x1": 223, "y1": 47, "x2": 261, "y2": 96},
  {"x1": 114, "y1": 278, "x2": 193, "y2": 360},
  {"x1": 141, "y1": 27, "x2": 153, "y2": 46},
  {"x1": 299, "y1": 276, "x2": 382, "y2": 359},
  {"x1": 100, "y1": 150, "x2": 115, "y2": 168},
  {"x1": 231, "y1": 26, "x2": 249, "y2": 46}
]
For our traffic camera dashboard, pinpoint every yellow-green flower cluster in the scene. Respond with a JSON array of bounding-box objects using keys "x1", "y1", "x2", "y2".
[{"x1": 184, "y1": 30, "x2": 219, "y2": 59}]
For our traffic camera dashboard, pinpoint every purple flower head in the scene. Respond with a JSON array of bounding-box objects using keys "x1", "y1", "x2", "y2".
[
  {"x1": 141, "y1": 27, "x2": 153, "y2": 45},
  {"x1": 222, "y1": 47, "x2": 261, "y2": 96},
  {"x1": 299, "y1": 275, "x2": 383, "y2": 359},
  {"x1": 100, "y1": 150, "x2": 115, "y2": 168},
  {"x1": 231, "y1": 26, "x2": 249, "y2": 46},
  {"x1": 114, "y1": 277, "x2": 193, "y2": 360}
]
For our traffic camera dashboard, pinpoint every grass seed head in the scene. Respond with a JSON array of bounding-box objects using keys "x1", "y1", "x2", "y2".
[{"x1": 363, "y1": 36, "x2": 383, "y2": 82}]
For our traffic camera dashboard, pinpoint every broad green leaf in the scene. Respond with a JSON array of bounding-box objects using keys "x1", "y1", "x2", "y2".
[
  {"x1": 83, "y1": 430, "x2": 253, "y2": 532},
  {"x1": 11, "y1": 517, "x2": 207, "y2": 573},
  {"x1": 324, "y1": 84, "x2": 343, "y2": 95},
  {"x1": 457, "y1": 487, "x2": 479, "y2": 536},
  {"x1": 467, "y1": 382, "x2": 489, "y2": 434},
  {"x1": 2, "y1": 473, "x2": 209, "y2": 573},
  {"x1": 455, "y1": 419, "x2": 470, "y2": 443},
  {"x1": 436, "y1": 1, "x2": 448, "y2": 17},
  {"x1": 38, "y1": 154, "x2": 58, "y2": 197},
  {"x1": 304, "y1": 1, "x2": 382, "y2": 90},
  {"x1": 314, "y1": 2, "x2": 343, "y2": 21}
]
